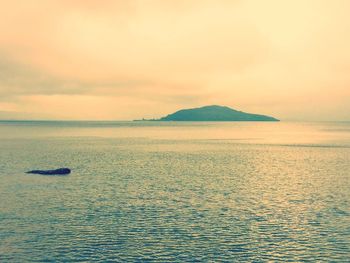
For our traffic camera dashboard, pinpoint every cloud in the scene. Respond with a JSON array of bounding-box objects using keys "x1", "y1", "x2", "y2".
[
  {"x1": 0, "y1": 55, "x2": 88, "y2": 99},
  {"x1": 0, "y1": 0, "x2": 349, "y2": 120}
]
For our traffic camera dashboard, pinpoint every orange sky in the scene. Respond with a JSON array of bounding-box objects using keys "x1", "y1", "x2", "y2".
[{"x1": 0, "y1": 0, "x2": 349, "y2": 120}]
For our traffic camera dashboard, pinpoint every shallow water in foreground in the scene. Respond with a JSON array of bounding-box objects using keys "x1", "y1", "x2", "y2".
[{"x1": 0, "y1": 121, "x2": 349, "y2": 262}]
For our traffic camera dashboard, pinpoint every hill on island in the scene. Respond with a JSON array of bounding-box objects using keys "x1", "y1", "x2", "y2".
[{"x1": 151, "y1": 105, "x2": 279, "y2": 121}]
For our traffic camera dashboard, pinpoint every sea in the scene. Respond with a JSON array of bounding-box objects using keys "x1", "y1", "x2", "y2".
[{"x1": 0, "y1": 121, "x2": 349, "y2": 262}]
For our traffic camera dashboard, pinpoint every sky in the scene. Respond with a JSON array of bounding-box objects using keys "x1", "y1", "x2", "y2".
[{"x1": 0, "y1": 0, "x2": 349, "y2": 121}]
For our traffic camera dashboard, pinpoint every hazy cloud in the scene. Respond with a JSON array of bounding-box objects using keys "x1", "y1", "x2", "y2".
[{"x1": 0, "y1": 0, "x2": 349, "y2": 120}]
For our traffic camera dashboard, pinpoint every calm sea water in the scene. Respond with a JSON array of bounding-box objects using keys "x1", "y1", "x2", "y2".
[{"x1": 0, "y1": 121, "x2": 349, "y2": 262}]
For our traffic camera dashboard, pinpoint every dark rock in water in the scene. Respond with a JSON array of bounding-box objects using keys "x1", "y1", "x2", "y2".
[{"x1": 26, "y1": 168, "x2": 71, "y2": 175}]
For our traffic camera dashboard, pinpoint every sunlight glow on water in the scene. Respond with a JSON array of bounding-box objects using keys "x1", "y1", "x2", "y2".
[{"x1": 0, "y1": 121, "x2": 349, "y2": 261}]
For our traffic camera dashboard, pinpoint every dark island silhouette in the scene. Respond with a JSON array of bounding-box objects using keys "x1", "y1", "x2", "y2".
[{"x1": 138, "y1": 105, "x2": 279, "y2": 122}]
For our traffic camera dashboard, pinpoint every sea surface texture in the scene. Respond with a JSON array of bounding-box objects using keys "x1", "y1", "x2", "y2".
[{"x1": 0, "y1": 121, "x2": 349, "y2": 262}]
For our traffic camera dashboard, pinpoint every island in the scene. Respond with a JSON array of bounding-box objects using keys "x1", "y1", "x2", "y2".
[{"x1": 136, "y1": 105, "x2": 279, "y2": 121}]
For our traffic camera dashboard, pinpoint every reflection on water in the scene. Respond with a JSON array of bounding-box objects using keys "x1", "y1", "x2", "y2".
[
  {"x1": 1, "y1": 121, "x2": 350, "y2": 145},
  {"x1": 0, "y1": 121, "x2": 349, "y2": 261}
]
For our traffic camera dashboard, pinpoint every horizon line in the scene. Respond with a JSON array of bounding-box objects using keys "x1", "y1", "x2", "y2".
[{"x1": 1, "y1": 119, "x2": 350, "y2": 123}]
